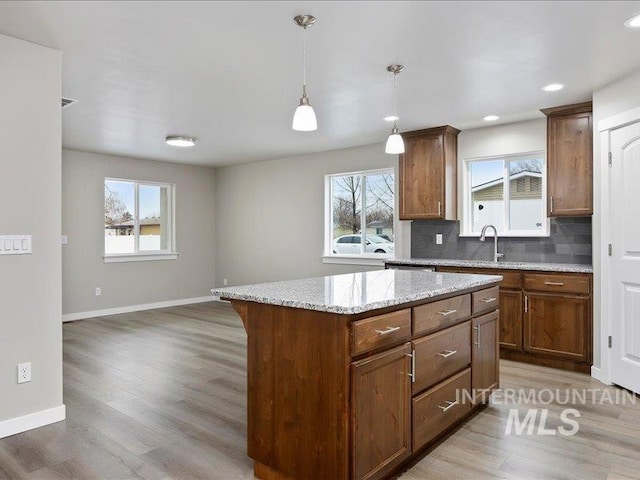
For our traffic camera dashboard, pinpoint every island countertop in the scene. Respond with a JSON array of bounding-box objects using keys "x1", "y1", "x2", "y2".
[
  {"x1": 211, "y1": 269, "x2": 502, "y2": 315},
  {"x1": 385, "y1": 257, "x2": 593, "y2": 274}
]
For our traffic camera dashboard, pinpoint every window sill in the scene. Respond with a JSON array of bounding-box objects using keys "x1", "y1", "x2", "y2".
[
  {"x1": 104, "y1": 253, "x2": 179, "y2": 263},
  {"x1": 322, "y1": 255, "x2": 390, "y2": 267}
]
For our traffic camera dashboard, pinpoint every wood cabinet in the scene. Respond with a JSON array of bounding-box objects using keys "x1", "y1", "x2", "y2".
[
  {"x1": 435, "y1": 265, "x2": 592, "y2": 373},
  {"x1": 498, "y1": 290, "x2": 523, "y2": 351},
  {"x1": 399, "y1": 125, "x2": 460, "y2": 220},
  {"x1": 352, "y1": 344, "x2": 412, "y2": 480},
  {"x1": 228, "y1": 281, "x2": 500, "y2": 480},
  {"x1": 541, "y1": 102, "x2": 593, "y2": 217},
  {"x1": 472, "y1": 311, "x2": 500, "y2": 401}
]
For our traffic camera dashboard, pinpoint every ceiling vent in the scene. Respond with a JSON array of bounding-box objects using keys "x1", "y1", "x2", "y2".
[{"x1": 61, "y1": 97, "x2": 77, "y2": 109}]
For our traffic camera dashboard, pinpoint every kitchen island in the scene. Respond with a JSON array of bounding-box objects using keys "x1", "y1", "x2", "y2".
[{"x1": 211, "y1": 269, "x2": 502, "y2": 480}]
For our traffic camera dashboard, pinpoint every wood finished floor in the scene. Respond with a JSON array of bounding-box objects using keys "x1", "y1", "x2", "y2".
[{"x1": 0, "y1": 301, "x2": 638, "y2": 480}]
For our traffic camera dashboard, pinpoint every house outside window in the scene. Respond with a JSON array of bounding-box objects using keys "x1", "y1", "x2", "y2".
[
  {"x1": 462, "y1": 152, "x2": 548, "y2": 236},
  {"x1": 325, "y1": 169, "x2": 395, "y2": 258},
  {"x1": 104, "y1": 178, "x2": 177, "y2": 262}
]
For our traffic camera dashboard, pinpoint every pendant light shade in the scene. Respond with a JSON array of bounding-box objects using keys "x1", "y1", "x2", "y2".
[
  {"x1": 293, "y1": 104, "x2": 317, "y2": 131},
  {"x1": 292, "y1": 15, "x2": 317, "y2": 132},
  {"x1": 385, "y1": 64, "x2": 405, "y2": 154},
  {"x1": 385, "y1": 127, "x2": 405, "y2": 154}
]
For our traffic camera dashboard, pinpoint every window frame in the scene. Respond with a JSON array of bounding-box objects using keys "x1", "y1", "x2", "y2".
[
  {"x1": 103, "y1": 177, "x2": 178, "y2": 263},
  {"x1": 461, "y1": 151, "x2": 549, "y2": 237},
  {"x1": 323, "y1": 168, "x2": 397, "y2": 264}
]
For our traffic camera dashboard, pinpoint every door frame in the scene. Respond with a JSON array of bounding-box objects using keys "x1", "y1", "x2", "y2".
[{"x1": 596, "y1": 105, "x2": 640, "y2": 386}]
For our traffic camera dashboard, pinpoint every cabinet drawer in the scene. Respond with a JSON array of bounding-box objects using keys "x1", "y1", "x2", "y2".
[
  {"x1": 524, "y1": 273, "x2": 590, "y2": 295},
  {"x1": 413, "y1": 321, "x2": 471, "y2": 393},
  {"x1": 413, "y1": 368, "x2": 471, "y2": 452},
  {"x1": 413, "y1": 294, "x2": 471, "y2": 335},
  {"x1": 472, "y1": 286, "x2": 499, "y2": 314},
  {"x1": 352, "y1": 309, "x2": 412, "y2": 356}
]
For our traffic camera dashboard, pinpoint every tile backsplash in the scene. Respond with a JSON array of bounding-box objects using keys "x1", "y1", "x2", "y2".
[{"x1": 410, "y1": 218, "x2": 592, "y2": 264}]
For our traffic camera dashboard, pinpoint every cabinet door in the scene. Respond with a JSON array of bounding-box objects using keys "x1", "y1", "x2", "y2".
[
  {"x1": 472, "y1": 311, "x2": 499, "y2": 403},
  {"x1": 399, "y1": 134, "x2": 444, "y2": 220},
  {"x1": 499, "y1": 290, "x2": 523, "y2": 351},
  {"x1": 524, "y1": 293, "x2": 591, "y2": 362},
  {"x1": 352, "y1": 343, "x2": 412, "y2": 480},
  {"x1": 547, "y1": 111, "x2": 593, "y2": 216}
]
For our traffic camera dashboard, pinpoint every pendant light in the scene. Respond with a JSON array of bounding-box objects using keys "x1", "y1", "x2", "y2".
[
  {"x1": 385, "y1": 64, "x2": 405, "y2": 154},
  {"x1": 292, "y1": 14, "x2": 317, "y2": 131}
]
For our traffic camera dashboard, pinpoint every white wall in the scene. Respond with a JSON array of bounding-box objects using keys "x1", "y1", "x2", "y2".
[
  {"x1": 457, "y1": 118, "x2": 547, "y2": 222},
  {"x1": 214, "y1": 142, "x2": 409, "y2": 287},
  {"x1": 0, "y1": 34, "x2": 64, "y2": 435},
  {"x1": 592, "y1": 67, "x2": 640, "y2": 374},
  {"x1": 62, "y1": 150, "x2": 216, "y2": 316}
]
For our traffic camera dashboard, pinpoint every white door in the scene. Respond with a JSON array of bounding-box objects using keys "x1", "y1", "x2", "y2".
[{"x1": 610, "y1": 120, "x2": 640, "y2": 394}]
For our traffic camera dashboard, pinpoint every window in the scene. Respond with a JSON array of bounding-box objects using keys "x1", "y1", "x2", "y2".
[
  {"x1": 463, "y1": 152, "x2": 548, "y2": 236},
  {"x1": 325, "y1": 169, "x2": 395, "y2": 258},
  {"x1": 104, "y1": 178, "x2": 176, "y2": 262}
]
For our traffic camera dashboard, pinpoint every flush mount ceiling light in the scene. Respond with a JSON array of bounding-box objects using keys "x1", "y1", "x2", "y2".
[
  {"x1": 624, "y1": 13, "x2": 640, "y2": 28},
  {"x1": 292, "y1": 14, "x2": 317, "y2": 132},
  {"x1": 165, "y1": 135, "x2": 196, "y2": 147},
  {"x1": 541, "y1": 83, "x2": 565, "y2": 92},
  {"x1": 385, "y1": 64, "x2": 405, "y2": 155},
  {"x1": 483, "y1": 115, "x2": 500, "y2": 121}
]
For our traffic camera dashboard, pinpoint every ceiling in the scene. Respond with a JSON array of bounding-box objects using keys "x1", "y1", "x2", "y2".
[{"x1": 1, "y1": 1, "x2": 640, "y2": 167}]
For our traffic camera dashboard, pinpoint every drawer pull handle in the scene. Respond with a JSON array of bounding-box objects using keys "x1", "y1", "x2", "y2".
[
  {"x1": 544, "y1": 281, "x2": 565, "y2": 286},
  {"x1": 406, "y1": 350, "x2": 416, "y2": 383},
  {"x1": 437, "y1": 309, "x2": 458, "y2": 316},
  {"x1": 375, "y1": 326, "x2": 401, "y2": 335},
  {"x1": 481, "y1": 297, "x2": 497, "y2": 303},
  {"x1": 437, "y1": 349, "x2": 458, "y2": 358},
  {"x1": 438, "y1": 400, "x2": 458, "y2": 412}
]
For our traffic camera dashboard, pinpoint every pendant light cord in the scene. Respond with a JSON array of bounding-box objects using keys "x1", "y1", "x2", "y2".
[
  {"x1": 393, "y1": 72, "x2": 398, "y2": 129},
  {"x1": 302, "y1": 26, "x2": 307, "y2": 94}
]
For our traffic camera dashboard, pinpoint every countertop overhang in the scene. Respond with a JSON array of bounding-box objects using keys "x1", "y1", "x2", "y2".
[
  {"x1": 211, "y1": 269, "x2": 502, "y2": 315},
  {"x1": 385, "y1": 258, "x2": 593, "y2": 274}
]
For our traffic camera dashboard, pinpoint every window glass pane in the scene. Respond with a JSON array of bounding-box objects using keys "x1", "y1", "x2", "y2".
[
  {"x1": 470, "y1": 159, "x2": 505, "y2": 232},
  {"x1": 331, "y1": 175, "x2": 362, "y2": 254},
  {"x1": 508, "y1": 158, "x2": 543, "y2": 231},
  {"x1": 364, "y1": 173, "x2": 394, "y2": 255},
  {"x1": 105, "y1": 180, "x2": 135, "y2": 254},
  {"x1": 139, "y1": 185, "x2": 169, "y2": 251}
]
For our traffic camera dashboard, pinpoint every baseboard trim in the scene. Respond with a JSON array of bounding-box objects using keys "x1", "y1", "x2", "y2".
[
  {"x1": 591, "y1": 366, "x2": 612, "y2": 385},
  {"x1": 62, "y1": 296, "x2": 216, "y2": 322},
  {"x1": 0, "y1": 405, "x2": 66, "y2": 439}
]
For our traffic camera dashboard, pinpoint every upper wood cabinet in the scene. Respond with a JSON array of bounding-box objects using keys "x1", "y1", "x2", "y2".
[
  {"x1": 399, "y1": 125, "x2": 460, "y2": 220},
  {"x1": 541, "y1": 102, "x2": 593, "y2": 217}
]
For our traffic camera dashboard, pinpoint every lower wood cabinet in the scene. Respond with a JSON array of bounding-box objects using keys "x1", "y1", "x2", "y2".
[
  {"x1": 499, "y1": 290, "x2": 523, "y2": 351},
  {"x1": 524, "y1": 293, "x2": 591, "y2": 362},
  {"x1": 351, "y1": 343, "x2": 412, "y2": 480},
  {"x1": 472, "y1": 311, "x2": 500, "y2": 402},
  {"x1": 434, "y1": 266, "x2": 592, "y2": 372}
]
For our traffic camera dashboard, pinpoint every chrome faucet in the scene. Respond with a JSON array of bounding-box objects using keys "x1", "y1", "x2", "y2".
[{"x1": 480, "y1": 224, "x2": 504, "y2": 262}]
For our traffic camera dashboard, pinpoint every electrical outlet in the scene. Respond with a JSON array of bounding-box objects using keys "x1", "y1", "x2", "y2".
[
  {"x1": 17, "y1": 362, "x2": 31, "y2": 384},
  {"x1": 95, "y1": 287, "x2": 101, "y2": 296},
  {"x1": 436, "y1": 234, "x2": 443, "y2": 245},
  {"x1": 223, "y1": 278, "x2": 228, "y2": 286}
]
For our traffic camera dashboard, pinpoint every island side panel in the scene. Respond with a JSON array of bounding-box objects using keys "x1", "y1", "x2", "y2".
[{"x1": 242, "y1": 301, "x2": 352, "y2": 480}]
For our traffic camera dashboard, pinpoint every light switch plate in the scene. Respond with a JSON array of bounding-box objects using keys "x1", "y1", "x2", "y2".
[
  {"x1": 0, "y1": 235, "x2": 32, "y2": 255},
  {"x1": 436, "y1": 234, "x2": 443, "y2": 245}
]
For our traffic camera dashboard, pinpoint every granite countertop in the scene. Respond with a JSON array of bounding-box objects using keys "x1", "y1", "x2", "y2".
[
  {"x1": 385, "y1": 258, "x2": 593, "y2": 274},
  {"x1": 211, "y1": 269, "x2": 502, "y2": 315}
]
